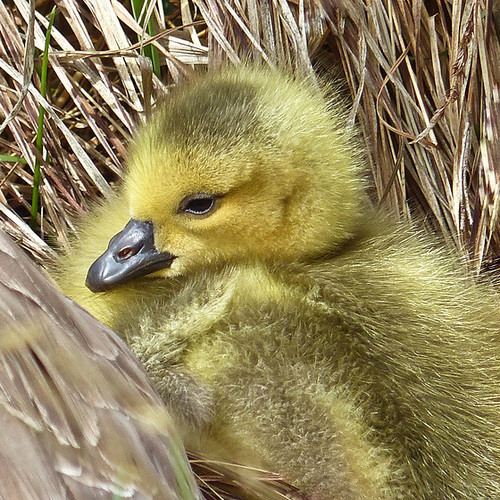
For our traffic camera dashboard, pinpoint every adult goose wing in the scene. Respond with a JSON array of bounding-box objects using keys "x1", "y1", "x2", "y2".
[{"x1": 0, "y1": 229, "x2": 201, "y2": 500}]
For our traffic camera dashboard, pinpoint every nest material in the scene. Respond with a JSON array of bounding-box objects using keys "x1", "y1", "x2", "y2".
[{"x1": 1, "y1": 0, "x2": 499, "y2": 268}]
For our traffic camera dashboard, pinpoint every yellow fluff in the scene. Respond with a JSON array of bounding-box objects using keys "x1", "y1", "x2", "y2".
[{"x1": 56, "y1": 66, "x2": 500, "y2": 499}]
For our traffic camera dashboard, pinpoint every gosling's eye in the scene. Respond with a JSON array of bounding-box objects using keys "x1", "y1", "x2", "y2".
[{"x1": 179, "y1": 194, "x2": 219, "y2": 216}]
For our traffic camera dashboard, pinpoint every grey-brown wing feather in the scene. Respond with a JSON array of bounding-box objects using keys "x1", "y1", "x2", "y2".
[{"x1": 0, "y1": 230, "x2": 201, "y2": 500}]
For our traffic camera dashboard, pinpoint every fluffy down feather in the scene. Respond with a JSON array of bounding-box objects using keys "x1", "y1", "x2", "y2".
[{"x1": 56, "y1": 66, "x2": 500, "y2": 499}]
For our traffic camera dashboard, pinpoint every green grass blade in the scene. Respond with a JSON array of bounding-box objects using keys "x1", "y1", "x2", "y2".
[
  {"x1": 30, "y1": 6, "x2": 56, "y2": 231},
  {"x1": 130, "y1": 0, "x2": 161, "y2": 78},
  {"x1": 0, "y1": 155, "x2": 27, "y2": 163}
]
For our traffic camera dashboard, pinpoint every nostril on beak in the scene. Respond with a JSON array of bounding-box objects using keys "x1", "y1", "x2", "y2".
[{"x1": 116, "y1": 245, "x2": 139, "y2": 262}]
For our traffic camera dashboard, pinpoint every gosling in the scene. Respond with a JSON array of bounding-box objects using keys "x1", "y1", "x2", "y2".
[{"x1": 56, "y1": 66, "x2": 500, "y2": 499}]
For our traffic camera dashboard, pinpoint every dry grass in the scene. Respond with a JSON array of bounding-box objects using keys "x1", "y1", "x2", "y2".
[
  {"x1": 323, "y1": 0, "x2": 500, "y2": 268},
  {"x1": 1, "y1": 0, "x2": 499, "y2": 270}
]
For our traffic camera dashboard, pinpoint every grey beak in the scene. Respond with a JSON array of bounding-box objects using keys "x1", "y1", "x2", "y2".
[{"x1": 86, "y1": 219, "x2": 175, "y2": 293}]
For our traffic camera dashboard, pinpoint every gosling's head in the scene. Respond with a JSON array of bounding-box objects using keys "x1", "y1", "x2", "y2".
[{"x1": 86, "y1": 67, "x2": 367, "y2": 292}]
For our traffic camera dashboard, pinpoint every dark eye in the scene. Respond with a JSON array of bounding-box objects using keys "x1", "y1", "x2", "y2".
[{"x1": 179, "y1": 194, "x2": 219, "y2": 216}]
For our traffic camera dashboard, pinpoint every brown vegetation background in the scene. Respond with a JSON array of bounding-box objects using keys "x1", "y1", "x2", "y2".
[{"x1": 0, "y1": 0, "x2": 499, "y2": 271}]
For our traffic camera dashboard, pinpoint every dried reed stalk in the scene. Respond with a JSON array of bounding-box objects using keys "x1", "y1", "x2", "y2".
[{"x1": 1, "y1": 0, "x2": 498, "y2": 269}]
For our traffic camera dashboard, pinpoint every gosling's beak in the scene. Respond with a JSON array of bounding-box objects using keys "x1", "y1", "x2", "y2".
[{"x1": 86, "y1": 219, "x2": 175, "y2": 293}]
